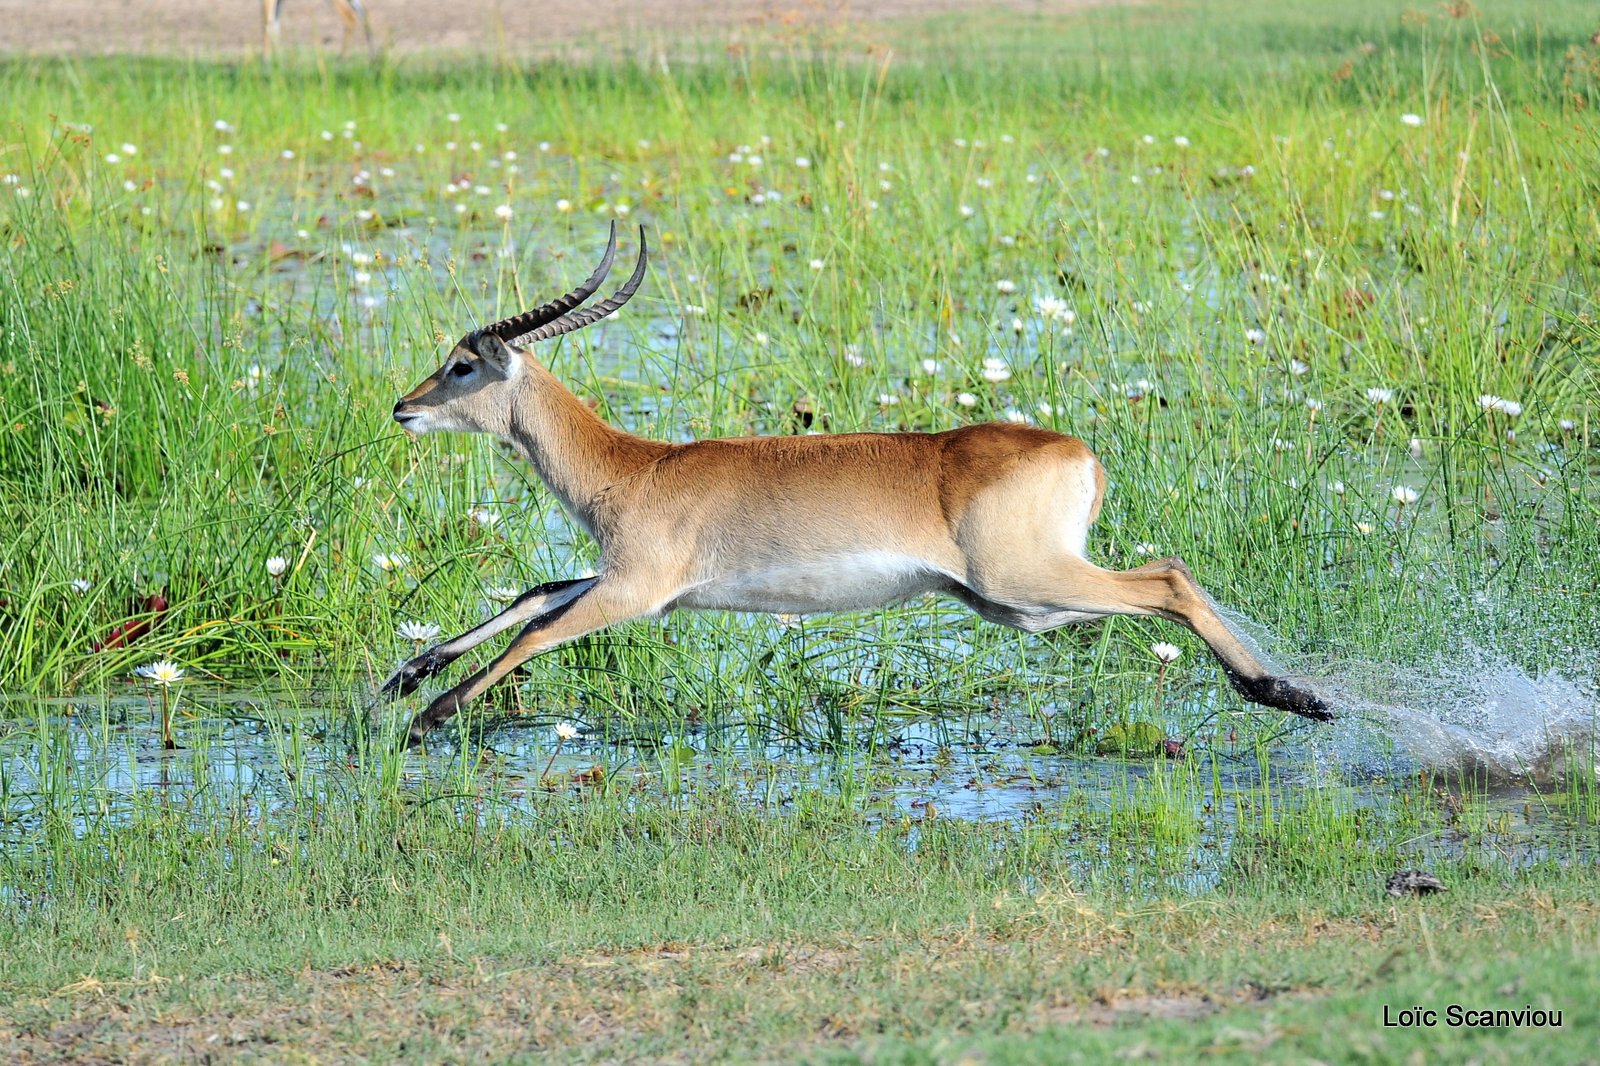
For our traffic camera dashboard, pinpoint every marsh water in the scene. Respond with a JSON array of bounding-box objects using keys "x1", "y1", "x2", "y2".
[{"x1": 3, "y1": 643, "x2": 1594, "y2": 891}]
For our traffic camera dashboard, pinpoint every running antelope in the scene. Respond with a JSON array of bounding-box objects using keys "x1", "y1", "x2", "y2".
[
  {"x1": 262, "y1": 0, "x2": 373, "y2": 56},
  {"x1": 384, "y1": 224, "x2": 1331, "y2": 744}
]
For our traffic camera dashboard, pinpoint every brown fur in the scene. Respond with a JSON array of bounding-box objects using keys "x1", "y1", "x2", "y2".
[{"x1": 386, "y1": 322, "x2": 1330, "y2": 743}]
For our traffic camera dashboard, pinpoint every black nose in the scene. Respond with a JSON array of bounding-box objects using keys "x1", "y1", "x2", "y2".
[{"x1": 393, "y1": 400, "x2": 407, "y2": 415}]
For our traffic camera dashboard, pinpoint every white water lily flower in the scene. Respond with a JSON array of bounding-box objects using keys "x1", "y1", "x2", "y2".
[
  {"x1": 981, "y1": 357, "x2": 1011, "y2": 383},
  {"x1": 955, "y1": 392, "x2": 978, "y2": 408},
  {"x1": 1391, "y1": 485, "x2": 1419, "y2": 506},
  {"x1": 1150, "y1": 642, "x2": 1182, "y2": 663},
  {"x1": 1134, "y1": 542, "x2": 1159, "y2": 556},
  {"x1": 485, "y1": 586, "x2": 522, "y2": 603},
  {"x1": 996, "y1": 279, "x2": 1017, "y2": 294},
  {"x1": 1033, "y1": 294, "x2": 1075, "y2": 325},
  {"x1": 265, "y1": 556, "x2": 289, "y2": 577},
  {"x1": 1400, "y1": 113, "x2": 1424, "y2": 127},
  {"x1": 398, "y1": 621, "x2": 441, "y2": 643},
  {"x1": 134, "y1": 661, "x2": 185, "y2": 686},
  {"x1": 554, "y1": 722, "x2": 580, "y2": 742},
  {"x1": 372, "y1": 552, "x2": 408, "y2": 573},
  {"x1": 1366, "y1": 387, "x2": 1394, "y2": 404},
  {"x1": 71, "y1": 578, "x2": 92, "y2": 594}
]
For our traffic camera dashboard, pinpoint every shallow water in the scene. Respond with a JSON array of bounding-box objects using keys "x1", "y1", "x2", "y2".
[{"x1": 2, "y1": 667, "x2": 1593, "y2": 890}]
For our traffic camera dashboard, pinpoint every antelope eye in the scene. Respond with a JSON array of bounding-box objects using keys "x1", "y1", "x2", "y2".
[{"x1": 449, "y1": 362, "x2": 473, "y2": 378}]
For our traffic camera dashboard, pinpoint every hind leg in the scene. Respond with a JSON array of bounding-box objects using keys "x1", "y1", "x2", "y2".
[{"x1": 972, "y1": 554, "x2": 1330, "y2": 720}]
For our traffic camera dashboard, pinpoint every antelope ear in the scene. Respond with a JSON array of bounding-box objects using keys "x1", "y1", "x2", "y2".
[{"x1": 471, "y1": 332, "x2": 520, "y2": 378}]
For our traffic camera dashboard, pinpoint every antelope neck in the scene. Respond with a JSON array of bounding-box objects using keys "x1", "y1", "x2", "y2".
[{"x1": 504, "y1": 360, "x2": 668, "y2": 530}]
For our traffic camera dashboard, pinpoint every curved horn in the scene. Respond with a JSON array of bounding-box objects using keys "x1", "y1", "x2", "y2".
[
  {"x1": 510, "y1": 226, "x2": 648, "y2": 345},
  {"x1": 482, "y1": 221, "x2": 618, "y2": 342}
]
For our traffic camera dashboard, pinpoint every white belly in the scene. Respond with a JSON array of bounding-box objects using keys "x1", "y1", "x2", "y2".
[{"x1": 675, "y1": 552, "x2": 948, "y2": 615}]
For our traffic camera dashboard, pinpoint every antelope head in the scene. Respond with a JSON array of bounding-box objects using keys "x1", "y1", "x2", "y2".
[{"x1": 391, "y1": 222, "x2": 648, "y2": 439}]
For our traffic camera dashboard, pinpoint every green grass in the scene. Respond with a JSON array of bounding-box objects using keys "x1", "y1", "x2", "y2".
[{"x1": 1, "y1": 0, "x2": 1598, "y2": 1060}]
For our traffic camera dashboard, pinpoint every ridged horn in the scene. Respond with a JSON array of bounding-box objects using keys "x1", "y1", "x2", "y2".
[
  {"x1": 507, "y1": 226, "x2": 648, "y2": 346},
  {"x1": 481, "y1": 221, "x2": 619, "y2": 342}
]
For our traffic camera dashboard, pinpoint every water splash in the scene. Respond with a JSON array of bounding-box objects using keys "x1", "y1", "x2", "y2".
[
  {"x1": 1210, "y1": 605, "x2": 1597, "y2": 785},
  {"x1": 1319, "y1": 653, "x2": 1597, "y2": 785}
]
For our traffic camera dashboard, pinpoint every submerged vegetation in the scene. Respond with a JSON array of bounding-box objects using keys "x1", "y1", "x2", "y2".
[{"x1": 1, "y1": 0, "x2": 1598, "y2": 1059}]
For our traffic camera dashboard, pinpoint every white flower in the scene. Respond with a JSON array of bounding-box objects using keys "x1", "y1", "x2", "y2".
[
  {"x1": 877, "y1": 393, "x2": 900, "y2": 406},
  {"x1": 468, "y1": 508, "x2": 501, "y2": 527},
  {"x1": 959, "y1": 204, "x2": 975, "y2": 218},
  {"x1": 446, "y1": 112, "x2": 461, "y2": 123},
  {"x1": 265, "y1": 556, "x2": 289, "y2": 577},
  {"x1": 1478, "y1": 394, "x2": 1521, "y2": 417},
  {"x1": 555, "y1": 198, "x2": 572, "y2": 213},
  {"x1": 1559, "y1": 419, "x2": 1576, "y2": 432},
  {"x1": 1125, "y1": 379, "x2": 1151, "y2": 400},
  {"x1": 1355, "y1": 521, "x2": 1374, "y2": 535},
  {"x1": 1150, "y1": 641, "x2": 1182, "y2": 663},
  {"x1": 921, "y1": 359, "x2": 941, "y2": 374},
  {"x1": 485, "y1": 585, "x2": 522, "y2": 603},
  {"x1": 1330, "y1": 480, "x2": 1345, "y2": 496},
  {"x1": 1400, "y1": 113, "x2": 1424, "y2": 127},
  {"x1": 1391, "y1": 485, "x2": 1419, "y2": 506},
  {"x1": 1010, "y1": 318, "x2": 1024, "y2": 335},
  {"x1": 1366, "y1": 387, "x2": 1394, "y2": 404},
  {"x1": 1173, "y1": 135, "x2": 1190, "y2": 147},
  {"x1": 494, "y1": 204, "x2": 514, "y2": 220},
  {"x1": 1408, "y1": 437, "x2": 1424, "y2": 459},
  {"x1": 1134, "y1": 542, "x2": 1159, "y2": 556},
  {"x1": 1245, "y1": 328, "x2": 1267, "y2": 346},
  {"x1": 754, "y1": 332, "x2": 769, "y2": 346},
  {"x1": 981, "y1": 357, "x2": 1011, "y2": 383},
  {"x1": 214, "y1": 119, "x2": 234, "y2": 132},
  {"x1": 372, "y1": 552, "x2": 408, "y2": 572},
  {"x1": 809, "y1": 258, "x2": 825, "y2": 271},
  {"x1": 104, "y1": 153, "x2": 121, "y2": 164},
  {"x1": 955, "y1": 392, "x2": 978, "y2": 408},
  {"x1": 1033, "y1": 294, "x2": 1075, "y2": 325},
  {"x1": 554, "y1": 721, "x2": 580, "y2": 742},
  {"x1": 1305, "y1": 397, "x2": 1322, "y2": 411},
  {"x1": 71, "y1": 578, "x2": 92, "y2": 594},
  {"x1": 996, "y1": 279, "x2": 1017, "y2": 294},
  {"x1": 795, "y1": 156, "x2": 811, "y2": 168},
  {"x1": 398, "y1": 621, "x2": 442, "y2": 643},
  {"x1": 134, "y1": 661, "x2": 185, "y2": 686},
  {"x1": 1289, "y1": 360, "x2": 1310, "y2": 376}
]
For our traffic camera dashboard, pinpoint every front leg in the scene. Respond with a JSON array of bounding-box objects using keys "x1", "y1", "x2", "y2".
[
  {"x1": 379, "y1": 577, "x2": 597, "y2": 701},
  {"x1": 406, "y1": 579, "x2": 660, "y2": 747}
]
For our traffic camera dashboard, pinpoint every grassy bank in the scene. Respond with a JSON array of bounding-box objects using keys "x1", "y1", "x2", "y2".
[{"x1": 3, "y1": 789, "x2": 1598, "y2": 1062}]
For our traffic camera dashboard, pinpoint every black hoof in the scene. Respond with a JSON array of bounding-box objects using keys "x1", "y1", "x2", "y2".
[
  {"x1": 1241, "y1": 675, "x2": 1334, "y2": 721},
  {"x1": 380, "y1": 650, "x2": 447, "y2": 701}
]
